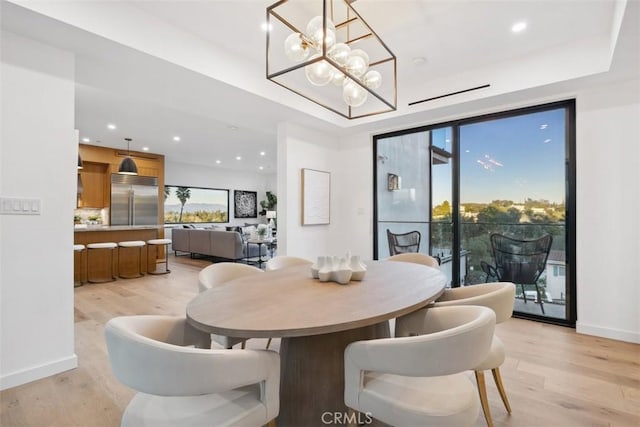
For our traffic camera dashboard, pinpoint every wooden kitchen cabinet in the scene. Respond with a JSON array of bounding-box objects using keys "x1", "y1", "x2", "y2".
[{"x1": 78, "y1": 162, "x2": 108, "y2": 208}]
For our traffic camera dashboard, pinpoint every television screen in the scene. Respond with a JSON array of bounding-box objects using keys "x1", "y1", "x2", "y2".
[{"x1": 164, "y1": 185, "x2": 229, "y2": 224}]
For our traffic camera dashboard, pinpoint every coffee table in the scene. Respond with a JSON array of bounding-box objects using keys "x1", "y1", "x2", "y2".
[{"x1": 245, "y1": 238, "x2": 274, "y2": 268}]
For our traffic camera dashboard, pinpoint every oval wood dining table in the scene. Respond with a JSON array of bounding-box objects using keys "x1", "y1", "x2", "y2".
[{"x1": 186, "y1": 260, "x2": 446, "y2": 427}]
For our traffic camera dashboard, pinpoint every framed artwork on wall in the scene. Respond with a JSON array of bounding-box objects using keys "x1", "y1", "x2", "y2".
[
  {"x1": 387, "y1": 173, "x2": 400, "y2": 191},
  {"x1": 234, "y1": 190, "x2": 258, "y2": 218},
  {"x1": 301, "y1": 168, "x2": 330, "y2": 225}
]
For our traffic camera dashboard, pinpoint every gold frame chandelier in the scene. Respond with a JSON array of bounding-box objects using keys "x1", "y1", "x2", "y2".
[{"x1": 266, "y1": 0, "x2": 397, "y2": 120}]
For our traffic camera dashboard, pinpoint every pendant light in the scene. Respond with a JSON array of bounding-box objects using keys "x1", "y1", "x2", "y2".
[{"x1": 118, "y1": 137, "x2": 138, "y2": 175}]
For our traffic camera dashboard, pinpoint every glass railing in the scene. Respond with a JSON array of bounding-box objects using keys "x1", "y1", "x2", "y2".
[
  {"x1": 432, "y1": 221, "x2": 567, "y2": 319},
  {"x1": 381, "y1": 220, "x2": 566, "y2": 315}
]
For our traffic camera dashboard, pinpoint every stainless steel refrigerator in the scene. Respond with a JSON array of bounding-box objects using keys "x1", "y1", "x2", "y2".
[{"x1": 110, "y1": 174, "x2": 159, "y2": 226}]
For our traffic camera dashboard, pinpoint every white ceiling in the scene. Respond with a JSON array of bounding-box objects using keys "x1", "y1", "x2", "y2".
[{"x1": 2, "y1": 0, "x2": 638, "y2": 172}]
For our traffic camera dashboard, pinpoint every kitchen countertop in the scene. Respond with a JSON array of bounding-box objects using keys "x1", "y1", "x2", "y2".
[{"x1": 74, "y1": 225, "x2": 162, "y2": 232}]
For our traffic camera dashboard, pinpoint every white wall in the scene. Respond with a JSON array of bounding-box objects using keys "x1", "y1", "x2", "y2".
[
  {"x1": 165, "y1": 160, "x2": 276, "y2": 229},
  {"x1": 1, "y1": 31, "x2": 78, "y2": 389},
  {"x1": 575, "y1": 78, "x2": 639, "y2": 343},
  {"x1": 333, "y1": 133, "x2": 374, "y2": 260},
  {"x1": 331, "y1": 77, "x2": 640, "y2": 343},
  {"x1": 276, "y1": 123, "x2": 341, "y2": 260}
]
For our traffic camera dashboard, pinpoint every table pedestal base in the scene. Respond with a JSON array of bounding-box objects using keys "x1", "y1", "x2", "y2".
[{"x1": 277, "y1": 321, "x2": 390, "y2": 427}]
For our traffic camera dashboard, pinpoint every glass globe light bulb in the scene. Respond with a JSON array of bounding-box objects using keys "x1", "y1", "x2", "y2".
[
  {"x1": 330, "y1": 69, "x2": 346, "y2": 87},
  {"x1": 363, "y1": 70, "x2": 382, "y2": 89},
  {"x1": 305, "y1": 55, "x2": 332, "y2": 86},
  {"x1": 327, "y1": 43, "x2": 351, "y2": 66},
  {"x1": 345, "y1": 49, "x2": 370, "y2": 78},
  {"x1": 306, "y1": 15, "x2": 336, "y2": 50},
  {"x1": 343, "y1": 79, "x2": 368, "y2": 107},
  {"x1": 284, "y1": 33, "x2": 309, "y2": 62}
]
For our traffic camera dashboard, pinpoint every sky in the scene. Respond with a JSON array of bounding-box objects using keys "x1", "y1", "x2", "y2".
[{"x1": 432, "y1": 107, "x2": 566, "y2": 205}]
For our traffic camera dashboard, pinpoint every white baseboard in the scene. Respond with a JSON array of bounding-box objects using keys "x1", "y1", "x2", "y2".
[
  {"x1": 0, "y1": 354, "x2": 78, "y2": 391},
  {"x1": 576, "y1": 322, "x2": 640, "y2": 344}
]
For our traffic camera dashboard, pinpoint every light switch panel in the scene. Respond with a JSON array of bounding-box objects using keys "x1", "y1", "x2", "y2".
[{"x1": 0, "y1": 197, "x2": 41, "y2": 215}]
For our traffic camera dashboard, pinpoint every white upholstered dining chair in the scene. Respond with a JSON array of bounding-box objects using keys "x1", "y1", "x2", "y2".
[
  {"x1": 345, "y1": 305, "x2": 496, "y2": 427},
  {"x1": 264, "y1": 255, "x2": 312, "y2": 271},
  {"x1": 198, "y1": 262, "x2": 264, "y2": 349},
  {"x1": 104, "y1": 315, "x2": 280, "y2": 427},
  {"x1": 388, "y1": 252, "x2": 440, "y2": 268},
  {"x1": 431, "y1": 282, "x2": 516, "y2": 427}
]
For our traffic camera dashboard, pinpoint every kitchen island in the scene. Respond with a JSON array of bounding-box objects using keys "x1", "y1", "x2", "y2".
[{"x1": 74, "y1": 225, "x2": 164, "y2": 281}]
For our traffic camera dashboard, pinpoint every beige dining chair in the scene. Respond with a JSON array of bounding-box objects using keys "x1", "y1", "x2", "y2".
[
  {"x1": 345, "y1": 305, "x2": 496, "y2": 427},
  {"x1": 104, "y1": 315, "x2": 280, "y2": 427},
  {"x1": 430, "y1": 282, "x2": 516, "y2": 427},
  {"x1": 386, "y1": 253, "x2": 440, "y2": 335},
  {"x1": 198, "y1": 262, "x2": 264, "y2": 349},
  {"x1": 265, "y1": 255, "x2": 312, "y2": 271},
  {"x1": 388, "y1": 252, "x2": 440, "y2": 268}
]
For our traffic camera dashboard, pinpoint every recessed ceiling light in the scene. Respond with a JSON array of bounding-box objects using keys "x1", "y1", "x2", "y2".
[
  {"x1": 107, "y1": 123, "x2": 116, "y2": 130},
  {"x1": 260, "y1": 151, "x2": 266, "y2": 156},
  {"x1": 544, "y1": 139, "x2": 551, "y2": 143},
  {"x1": 173, "y1": 136, "x2": 181, "y2": 142},
  {"x1": 259, "y1": 166, "x2": 264, "y2": 170},
  {"x1": 82, "y1": 137, "x2": 90, "y2": 142},
  {"x1": 511, "y1": 21, "x2": 527, "y2": 33},
  {"x1": 412, "y1": 57, "x2": 427, "y2": 65},
  {"x1": 228, "y1": 125, "x2": 238, "y2": 131},
  {"x1": 236, "y1": 156, "x2": 242, "y2": 160},
  {"x1": 142, "y1": 146, "x2": 150, "y2": 151},
  {"x1": 261, "y1": 22, "x2": 273, "y2": 32},
  {"x1": 540, "y1": 124, "x2": 548, "y2": 130},
  {"x1": 215, "y1": 160, "x2": 221, "y2": 164}
]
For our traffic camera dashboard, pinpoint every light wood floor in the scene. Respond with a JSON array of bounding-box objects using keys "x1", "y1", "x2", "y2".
[{"x1": 1, "y1": 254, "x2": 638, "y2": 427}]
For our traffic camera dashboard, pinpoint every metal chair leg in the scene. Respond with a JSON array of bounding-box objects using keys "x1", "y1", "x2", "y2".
[{"x1": 534, "y1": 284, "x2": 546, "y2": 313}]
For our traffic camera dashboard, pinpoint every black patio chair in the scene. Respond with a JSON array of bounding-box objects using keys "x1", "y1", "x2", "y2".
[
  {"x1": 386, "y1": 229, "x2": 421, "y2": 256},
  {"x1": 489, "y1": 233, "x2": 553, "y2": 314}
]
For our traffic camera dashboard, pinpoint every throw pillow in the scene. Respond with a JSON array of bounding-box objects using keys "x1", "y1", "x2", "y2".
[{"x1": 241, "y1": 225, "x2": 256, "y2": 238}]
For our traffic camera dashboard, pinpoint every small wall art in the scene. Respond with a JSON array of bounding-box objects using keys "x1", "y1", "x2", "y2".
[
  {"x1": 301, "y1": 168, "x2": 330, "y2": 225},
  {"x1": 387, "y1": 173, "x2": 400, "y2": 191},
  {"x1": 234, "y1": 190, "x2": 257, "y2": 218}
]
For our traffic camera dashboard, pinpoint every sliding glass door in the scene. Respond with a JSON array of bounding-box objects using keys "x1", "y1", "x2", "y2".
[{"x1": 374, "y1": 100, "x2": 576, "y2": 325}]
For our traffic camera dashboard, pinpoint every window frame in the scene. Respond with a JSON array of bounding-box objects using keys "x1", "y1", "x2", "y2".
[{"x1": 373, "y1": 99, "x2": 576, "y2": 327}]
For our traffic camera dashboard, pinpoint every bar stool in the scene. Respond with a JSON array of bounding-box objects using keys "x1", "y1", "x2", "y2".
[
  {"x1": 118, "y1": 240, "x2": 146, "y2": 279},
  {"x1": 86, "y1": 242, "x2": 118, "y2": 283},
  {"x1": 147, "y1": 238, "x2": 172, "y2": 275},
  {"x1": 73, "y1": 244, "x2": 86, "y2": 287}
]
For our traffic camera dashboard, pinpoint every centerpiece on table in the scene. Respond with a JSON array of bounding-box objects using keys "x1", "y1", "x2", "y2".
[{"x1": 310, "y1": 252, "x2": 367, "y2": 285}]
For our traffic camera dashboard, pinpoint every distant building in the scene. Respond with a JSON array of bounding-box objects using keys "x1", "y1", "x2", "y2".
[{"x1": 544, "y1": 250, "x2": 566, "y2": 301}]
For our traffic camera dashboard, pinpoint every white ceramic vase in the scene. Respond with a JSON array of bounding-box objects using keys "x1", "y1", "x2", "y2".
[
  {"x1": 333, "y1": 257, "x2": 353, "y2": 285},
  {"x1": 318, "y1": 256, "x2": 333, "y2": 282},
  {"x1": 310, "y1": 256, "x2": 326, "y2": 279},
  {"x1": 349, "y1": 255, "x2": 367, "y2": 281}
]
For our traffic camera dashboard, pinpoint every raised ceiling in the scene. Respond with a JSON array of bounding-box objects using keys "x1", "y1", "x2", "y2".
[{"x1": 2, "y1": 0, "x2": 637, "y2": 171}]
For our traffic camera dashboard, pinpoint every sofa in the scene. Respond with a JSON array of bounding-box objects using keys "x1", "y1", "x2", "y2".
[{"x1": 171, "y1": 228, "x2": 266, "y2": 261}]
